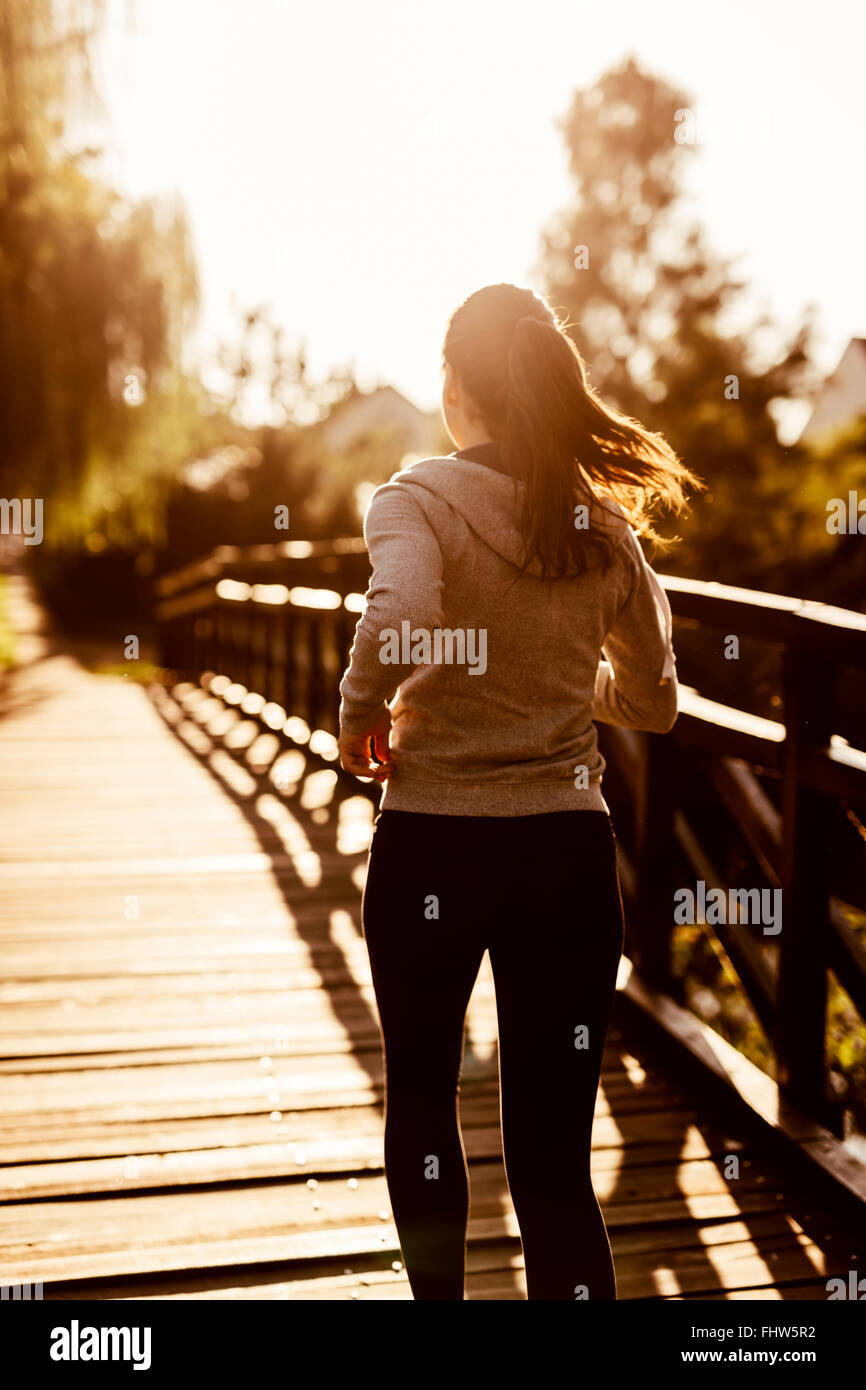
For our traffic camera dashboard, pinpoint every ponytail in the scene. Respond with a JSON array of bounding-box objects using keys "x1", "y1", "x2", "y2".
[{"x1": 443, "y1": 285, "x2": 700, "y2": 579}]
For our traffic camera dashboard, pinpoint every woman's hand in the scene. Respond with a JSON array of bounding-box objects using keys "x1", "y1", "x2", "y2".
[{"x1": 338, "y1": 709, "x2": 393, "y2": 782}]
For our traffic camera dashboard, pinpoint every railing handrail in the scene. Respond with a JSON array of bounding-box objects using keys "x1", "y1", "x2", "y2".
[
  {"x1": 154, "y1": 538, "x2": 369, "y2": 599},
  {"x1": 155, "y1": 538, "x2": 866, "y2": 664},
  {"x1": 661, "y1": 573, "x2": 866, "y2": 666}
]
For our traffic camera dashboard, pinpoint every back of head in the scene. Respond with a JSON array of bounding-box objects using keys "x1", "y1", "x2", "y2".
[{"x1": 442, "y1": 283, "x2": 698, "y2": 579}]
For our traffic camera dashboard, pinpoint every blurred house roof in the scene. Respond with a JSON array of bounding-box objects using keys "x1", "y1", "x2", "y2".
[
  {"x1": 317, "y1": 384, "x2": 442, "y2": 457},
  {"x1": 179, "y1": 445, "x2": 260, "y2": 496},
  {"x1": 801, "y1": 338, "x2": 866, "y2": 442}
]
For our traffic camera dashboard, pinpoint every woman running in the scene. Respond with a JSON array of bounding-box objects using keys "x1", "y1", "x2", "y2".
[{"x1": 337, "y1": 283, "x2": 696, "y2": 1301}]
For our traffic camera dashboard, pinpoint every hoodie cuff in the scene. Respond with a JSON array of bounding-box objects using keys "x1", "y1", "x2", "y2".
[
  {"x1": 643, "y1": 563, "x2": 677, "y2": 683},
  {"x1": 339, "y1": 698, "x2": 389, "y2": 734}
]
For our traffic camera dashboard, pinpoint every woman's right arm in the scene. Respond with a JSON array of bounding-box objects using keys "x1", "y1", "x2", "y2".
[
  {"x1": 338, "y1": 482, "x2": 444, "y2": 734},
  {"x1": 592, "y1": 529, "x2": 679, "y2": 734}
]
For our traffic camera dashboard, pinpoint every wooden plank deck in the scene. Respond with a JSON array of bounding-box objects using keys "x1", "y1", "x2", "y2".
[{"x1": 0, "y1": 608, "x2": 863, "y2": 1300}]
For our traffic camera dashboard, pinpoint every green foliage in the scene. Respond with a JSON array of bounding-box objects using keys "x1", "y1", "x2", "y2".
[
  {"x1": 0, "y1": 0, "x2": 228, "y2": 551},
  {"x1": 0, "y1": 574, "x2": 17, "y2": 669},
  {"x1": 672, "y1": 922, "x2": 775, "y2": 1077},
  {"x1": 539, "y1": 57, "x2": 865, "y2": 603},
  {"x1": 673, "y1": 900, "x2": 866, "y2": 1140}
]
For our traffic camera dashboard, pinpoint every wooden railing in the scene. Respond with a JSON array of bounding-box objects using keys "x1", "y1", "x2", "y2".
[{"x1": 153, "y1": 540, "x2": 866, "y2": 1135}]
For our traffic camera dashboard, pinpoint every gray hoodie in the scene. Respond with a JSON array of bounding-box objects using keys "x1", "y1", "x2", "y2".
[{"x1": 338, "y1": 451, "x2": 678, "y2": 816}]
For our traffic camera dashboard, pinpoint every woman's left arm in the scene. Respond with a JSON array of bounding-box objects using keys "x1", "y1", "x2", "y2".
[{"x1": 591, "y1": 528, "x2": 679, "y2": 733}]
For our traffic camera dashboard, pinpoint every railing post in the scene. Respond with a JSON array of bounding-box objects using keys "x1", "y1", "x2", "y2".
[
  {"x1": 308, "y1": 617, "x2": 324, "y2": 732},
  {"x1": 154, "y1": 582, "x2": 172, "y2": 669},
  {"x1": 242, "y1": 606, "x2": 254, "y2": 692},
  {"x1": 213, "y1": 606, "x2": 226, "y2": 678},
  {"x1": 632, "y1": 731, "x2": 678, "y2": 993},
  {"x1": 251, "y1": 609, "x2": 266, "y2": 700},
  {"x1": 206, "y1": 604, "x2": 218, "y2": 674},
  {"x1": 262, "y1": 610, "x2": 275, "y2": 705},
  {"x1": 286, "y1": 611, "x2": 300, "y2": 717},
  {"x1": 777, "y1": 645, "x2": 834, "y2": 1120},
  {"x1": 180, "y1": 614, "x2": 196, "y2": 676}
]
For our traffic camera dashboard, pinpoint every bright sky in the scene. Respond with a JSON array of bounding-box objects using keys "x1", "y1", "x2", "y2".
[{"x1": 97, "y1": 0, "x2": 866, "y2": 421}]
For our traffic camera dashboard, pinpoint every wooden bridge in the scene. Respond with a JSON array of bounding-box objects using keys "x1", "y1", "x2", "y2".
[{"x1": 1, "y1": 544, "x2": 865, "y2": 1301}]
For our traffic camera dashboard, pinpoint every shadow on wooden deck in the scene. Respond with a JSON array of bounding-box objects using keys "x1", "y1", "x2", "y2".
[{"x1": 0, "y1": 636, "x2": 863, "y2": 1300}]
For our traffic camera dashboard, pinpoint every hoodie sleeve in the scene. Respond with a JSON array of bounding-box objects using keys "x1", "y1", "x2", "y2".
[
  {"x1": 592, "y1": 528, "x2": 678, "y2": 733},
  {"x1": 338, "y1": 481, "x2": 444, "y2": 733}
]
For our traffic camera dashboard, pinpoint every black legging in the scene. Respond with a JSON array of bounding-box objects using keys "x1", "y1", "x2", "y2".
[{"x1": 361, "y1": 807, "x2": 625, "y2": 1300}]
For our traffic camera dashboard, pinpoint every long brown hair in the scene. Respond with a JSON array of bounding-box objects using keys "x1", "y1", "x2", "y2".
[{"x1": 442, "y1": 283, "x2": 700, "y2": 578}]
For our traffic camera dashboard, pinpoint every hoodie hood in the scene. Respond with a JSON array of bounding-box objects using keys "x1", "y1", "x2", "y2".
[{"x1": 389, "y1": 454, "x2": 631, "y2": 578}]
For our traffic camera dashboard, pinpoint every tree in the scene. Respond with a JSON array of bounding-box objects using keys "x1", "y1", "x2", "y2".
[
  {"x1": 0, "y1": 0, "x2": 205, "y2": 546},
  {"x1": 538, "y1": 58, "x2": 823, "y2": 588}
]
